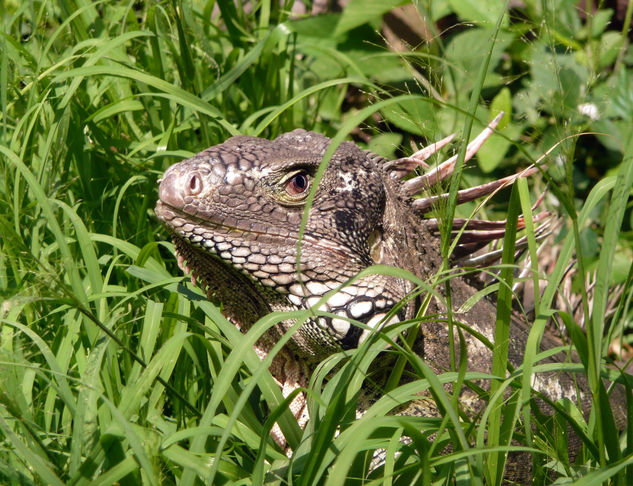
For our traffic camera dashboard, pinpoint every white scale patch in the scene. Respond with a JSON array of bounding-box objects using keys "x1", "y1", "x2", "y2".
[
  {"x1": 268, "y1": 255, "x2": 282, "y2": 264},
  {"x1": 306, "y1": 296, "x2": 323, "y2": 308},
  {"x1": 288, "y1": 294, "x2": 303, "y2": 306},
  {"x1": 326, "y1": 292, "x2": 351, "y2": 308},
  {"x1": 271, "y1": 273, "x2": 293, "y2": 285},
  {"x1": 306, "y1": 281, "x2": 331, "y2": 295},
  {"x1": 249, "y1": 167, "x2": 273, "y2": 178},
  {"x1": 531, "y1": 373, "x2": 578, "y2": 403},
  {"x1": 342, "y1": 286, "x2": 360, "y2": 297},
  {"x1": 289, "y1": 284, "x2": 307, "y2": 297},
  {"x1": 248, "y1": 253, "x2": 267, "y2": 264},
  {"x1": 331, "y1": 317, "x2": 351, "y2": 334},
  {"x1": 349, "y1": 300, "x2": 372, "y2": 318},
  {"x1": 358, "y1": 313, "x2": 400, "y2": 344},
  {"x1": 278, "y1": 263, "x2": 294, "y2": 273},
  {"x1": 231, "y1": 247, "x2": 251, "y2": 257},
  {"x1": 339, "y1": 172, "x2": 356, "y2": 192},
  {"x1": 224, "y1": 169, "x2": 242, "y2": 185}
]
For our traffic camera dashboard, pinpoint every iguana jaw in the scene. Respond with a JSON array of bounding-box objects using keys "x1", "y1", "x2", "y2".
[{"x1": 168, "y1": 232, "x2": 291, "y2": 329}]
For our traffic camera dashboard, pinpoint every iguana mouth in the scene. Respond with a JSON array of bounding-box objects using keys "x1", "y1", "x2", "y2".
[
  {"x1": 156, "y1": 198, "x2": 358, "y2": 265},
  {"x1": 155, "y1": 199, "x2": 291, "y2": 241}
]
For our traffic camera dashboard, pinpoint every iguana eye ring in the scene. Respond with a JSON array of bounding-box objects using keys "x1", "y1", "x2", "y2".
[{"x1": 285, "y1": 172, "x2": 309, "y2": 196}]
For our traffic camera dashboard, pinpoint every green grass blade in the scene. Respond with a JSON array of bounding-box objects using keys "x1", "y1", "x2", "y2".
[
  {"x1": 486, "y1": 183, "x2": 521, "y2": 484},
  {"x1": 0, "y1": 412, "x2": 65, "y2": 486},
  {"x1": 51, "y1": 65, "x2": 239, "y2": 135}
]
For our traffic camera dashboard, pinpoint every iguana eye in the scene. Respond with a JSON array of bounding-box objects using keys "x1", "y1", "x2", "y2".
[{"x1": 285, "y1": 172, "x2": 309, "y2": 196}]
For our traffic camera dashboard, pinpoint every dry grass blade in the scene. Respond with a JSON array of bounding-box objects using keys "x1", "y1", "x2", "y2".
[
  {"x1": 402, "y1": 112, "x2": 504, "y2": 195},
  {"x1": 385, "y1": 133, "x2": 455, "y2": 177},
  {"x1": 412, "y1": 166, "x2": 538, "y2": 213}
]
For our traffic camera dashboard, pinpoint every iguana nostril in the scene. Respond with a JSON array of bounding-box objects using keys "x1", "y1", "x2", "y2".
[{"x1": 187, "y1": 173, "x2": 203, "y2": 195}]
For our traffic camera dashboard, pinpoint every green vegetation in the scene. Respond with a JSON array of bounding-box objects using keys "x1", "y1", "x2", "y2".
[{"x1": 1, "y1": 0, "x2": 633, "y2": 484}]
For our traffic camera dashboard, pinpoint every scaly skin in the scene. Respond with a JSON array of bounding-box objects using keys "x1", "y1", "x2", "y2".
[{"x1": 155, "y1": 129, "x2": 625, "y2": 482}]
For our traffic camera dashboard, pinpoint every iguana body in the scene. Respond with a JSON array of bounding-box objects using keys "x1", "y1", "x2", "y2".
[{"x1": 155, "y1": 126, "x2": 624, "y2": 482}]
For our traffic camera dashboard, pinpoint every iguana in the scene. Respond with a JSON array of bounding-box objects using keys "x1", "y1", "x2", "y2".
[{"x1": 154, "y1": 117, "x2": 626, "y2": 482}]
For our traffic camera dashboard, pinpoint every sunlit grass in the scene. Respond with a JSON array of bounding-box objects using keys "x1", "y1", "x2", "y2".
[{"x1": 1, "y1": 0, "x2": 633, "y2": 484}]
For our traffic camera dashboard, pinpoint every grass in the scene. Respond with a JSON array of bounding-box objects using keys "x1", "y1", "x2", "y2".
[{"x1": 1, "y1": 0, "x2": 633, "y2": 484}]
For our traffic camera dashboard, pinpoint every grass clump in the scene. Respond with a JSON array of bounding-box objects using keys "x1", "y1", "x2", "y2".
[{"x1": 1, "y1": 0, "x2": 633, "y2": 484}]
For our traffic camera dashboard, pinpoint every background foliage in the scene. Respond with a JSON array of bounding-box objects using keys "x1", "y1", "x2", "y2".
[{"x1": 1, "y1": 0, "x2": 633, "y2": 484}]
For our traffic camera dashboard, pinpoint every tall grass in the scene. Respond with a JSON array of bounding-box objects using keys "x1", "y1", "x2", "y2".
[{"x1": 1, "y1": 0, "x2": 633, "y2": 484}]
